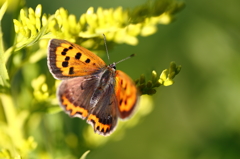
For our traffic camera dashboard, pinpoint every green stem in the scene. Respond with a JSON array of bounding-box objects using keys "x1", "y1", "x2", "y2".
[{"x1": 0, "y1": 1, "x2": 10, "y2": 88}]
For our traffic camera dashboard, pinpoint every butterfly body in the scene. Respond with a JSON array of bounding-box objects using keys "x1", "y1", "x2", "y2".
[
  {"x1": 48, "y1": 39, "x2": 138, "y2": 136},
  {"x1": 89, "y1": 64, "x2": 116, "y2": 107}
]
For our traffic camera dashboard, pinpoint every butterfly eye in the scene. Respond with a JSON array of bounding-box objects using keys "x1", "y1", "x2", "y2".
[{"x1": 109, "y1": 63, "x2": 116, "y2": 70}]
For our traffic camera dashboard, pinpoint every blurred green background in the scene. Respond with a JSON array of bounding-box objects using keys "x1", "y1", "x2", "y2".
[{"x1": 2, "y1": 0, "x2": 240, "y2": 158}]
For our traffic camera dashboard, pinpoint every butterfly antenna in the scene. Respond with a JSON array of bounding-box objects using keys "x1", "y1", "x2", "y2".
[
  {"x1": 103, "y1": 34, "x2": 135, "y2": 64},
  {"x1": 103, "y1": 34, "x2": 111, "y2": 64},
  {"x1": 116, "y1": 54, "x2": 135, "y2": 65}
]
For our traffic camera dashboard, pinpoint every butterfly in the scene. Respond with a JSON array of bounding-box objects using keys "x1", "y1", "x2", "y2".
[{"x1": 47, "y1": 38, "x2": 139, "y2": 136}]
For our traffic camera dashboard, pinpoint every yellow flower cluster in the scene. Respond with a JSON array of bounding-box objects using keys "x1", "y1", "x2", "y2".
[{"x1": 13, "y1": 0, "x2": 184, "y2": 50}]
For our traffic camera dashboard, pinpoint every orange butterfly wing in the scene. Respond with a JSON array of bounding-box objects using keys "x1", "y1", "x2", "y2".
[
  {"x1": 115, "y1": 70, "x2": 139, "y2": 119},
  {"x1": 48, "y1": 39, "x2": 106, "y2": 79}
]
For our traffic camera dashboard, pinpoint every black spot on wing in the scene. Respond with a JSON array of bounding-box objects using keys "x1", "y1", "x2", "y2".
[
  {"x1": 75, "y1": 52, "x2": 81, "y2": 60},
  {"x1": 124, "y1": 99, "x2": 127, "y2": 105},
  {"x1": 69, "y1": 67, "x2": 74, "y2": 75},
  {"x1": 91, "y1": 119, "x2": 95, "y2": 125},
  {"x1": 85, "y1": 58, "x2": 90, "y2": 63},
  {"x1": 119, "y1": 99, "x2": 123, "y2": 105},
  {"x1": 61, "y1": 48, "x2": 68, "y2": 55},
  {"x1": 62, "y1": 61, "x2": 68, "y2": 67},
  {"x1": 65, "y1": 56, "x2": 70, "y2": 61}
]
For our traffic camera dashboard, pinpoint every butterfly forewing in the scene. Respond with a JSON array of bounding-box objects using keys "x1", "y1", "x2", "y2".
[
  {"x1": 115, "y1": 70, "x2": 139, "y2": 119},
  {"x1": 48, "y1": 39, "x2": 106, "y2": 79}
]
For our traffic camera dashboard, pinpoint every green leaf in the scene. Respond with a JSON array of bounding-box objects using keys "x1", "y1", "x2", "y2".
[{"x1": 80, "y1": 150, "x2": 90, "y2": 159}]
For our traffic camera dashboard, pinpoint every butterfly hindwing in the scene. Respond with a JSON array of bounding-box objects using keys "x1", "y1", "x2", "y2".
[
  {"x1": 48, "y1": 39, "x2": 106, "y2": 79},
  {"x1": 115, "y1": 70, "x2": 139, "y2": 119},
  {"x1": 58, "y1": 75, "x2": 99, "y2": 119},
  {"x1": 58, "y1": 72, "x2": 119, "y2": 136},
  {"x1": 87, "y1": 83, "x2": 118, "y2": 136}
]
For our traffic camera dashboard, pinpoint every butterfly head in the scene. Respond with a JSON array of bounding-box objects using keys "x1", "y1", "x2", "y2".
[{"x1": 108, "y1": 63, "x2": 116, "y2": 71}]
